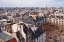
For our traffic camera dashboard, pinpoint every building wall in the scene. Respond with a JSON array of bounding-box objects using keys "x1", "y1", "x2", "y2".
[
  {"x1": 50, "y1": 18, "x2": 64, "y2": 26},
  {"x1": 34, "y1": 32, "x2": 46, "y2": 42},
  {"x1": 11, "y1": 24, "x2": 18, "y2": 32},
  {"x1": 20, "y1": 25, "x2": 26, "y2": 42}
]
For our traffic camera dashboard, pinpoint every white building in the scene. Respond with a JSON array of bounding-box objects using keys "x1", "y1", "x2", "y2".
[{"x1": 48, "y1": 12, "x2": 64, "y2": 27}]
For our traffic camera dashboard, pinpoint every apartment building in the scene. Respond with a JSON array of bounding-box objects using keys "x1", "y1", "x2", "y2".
[
  {"x1": 48, "y1": 11, "x2": 64, "y2": 27},
  {"x1": 8, "y1": 20, "x2": 46, "y2": 42}
]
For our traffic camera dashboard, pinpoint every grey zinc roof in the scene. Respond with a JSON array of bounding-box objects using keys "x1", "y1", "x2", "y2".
[
  {"x1": 0, "y1": 31, "x2": 13, "y2": 41},
  {"x1": 0, "y1": 24, "x2": 5, "y2": 27}
]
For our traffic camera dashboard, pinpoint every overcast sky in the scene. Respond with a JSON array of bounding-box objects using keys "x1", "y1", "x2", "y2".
[{"x1": 0, "y1": 0, "x2": 64, "y2": 7}]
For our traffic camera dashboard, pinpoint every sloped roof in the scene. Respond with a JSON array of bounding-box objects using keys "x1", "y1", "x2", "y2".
[{"x1": 0, "y1": 31, "x2": 14, "y2": 41}]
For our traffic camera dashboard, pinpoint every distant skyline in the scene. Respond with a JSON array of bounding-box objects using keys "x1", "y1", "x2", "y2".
[{"x1": 0, "y1": 0, "x2": 64, "y2": 7}]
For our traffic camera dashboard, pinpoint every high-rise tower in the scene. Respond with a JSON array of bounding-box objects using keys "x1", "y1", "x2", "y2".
[
  {"x1": 45, "y1": 4, "x2": 48, "y2": 10},
  {"x1": 46, "y1": 4, "x2": 47, "y2": 8}
]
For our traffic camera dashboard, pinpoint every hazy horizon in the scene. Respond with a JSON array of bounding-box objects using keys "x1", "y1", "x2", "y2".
[{"x1": 0, "y1": 0, "x2": 64, "y2": 7}]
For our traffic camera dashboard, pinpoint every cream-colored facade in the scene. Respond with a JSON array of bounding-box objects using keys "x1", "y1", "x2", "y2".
[{"x1": 48, "y1": 12, "x2": 64, "y2": 27}]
